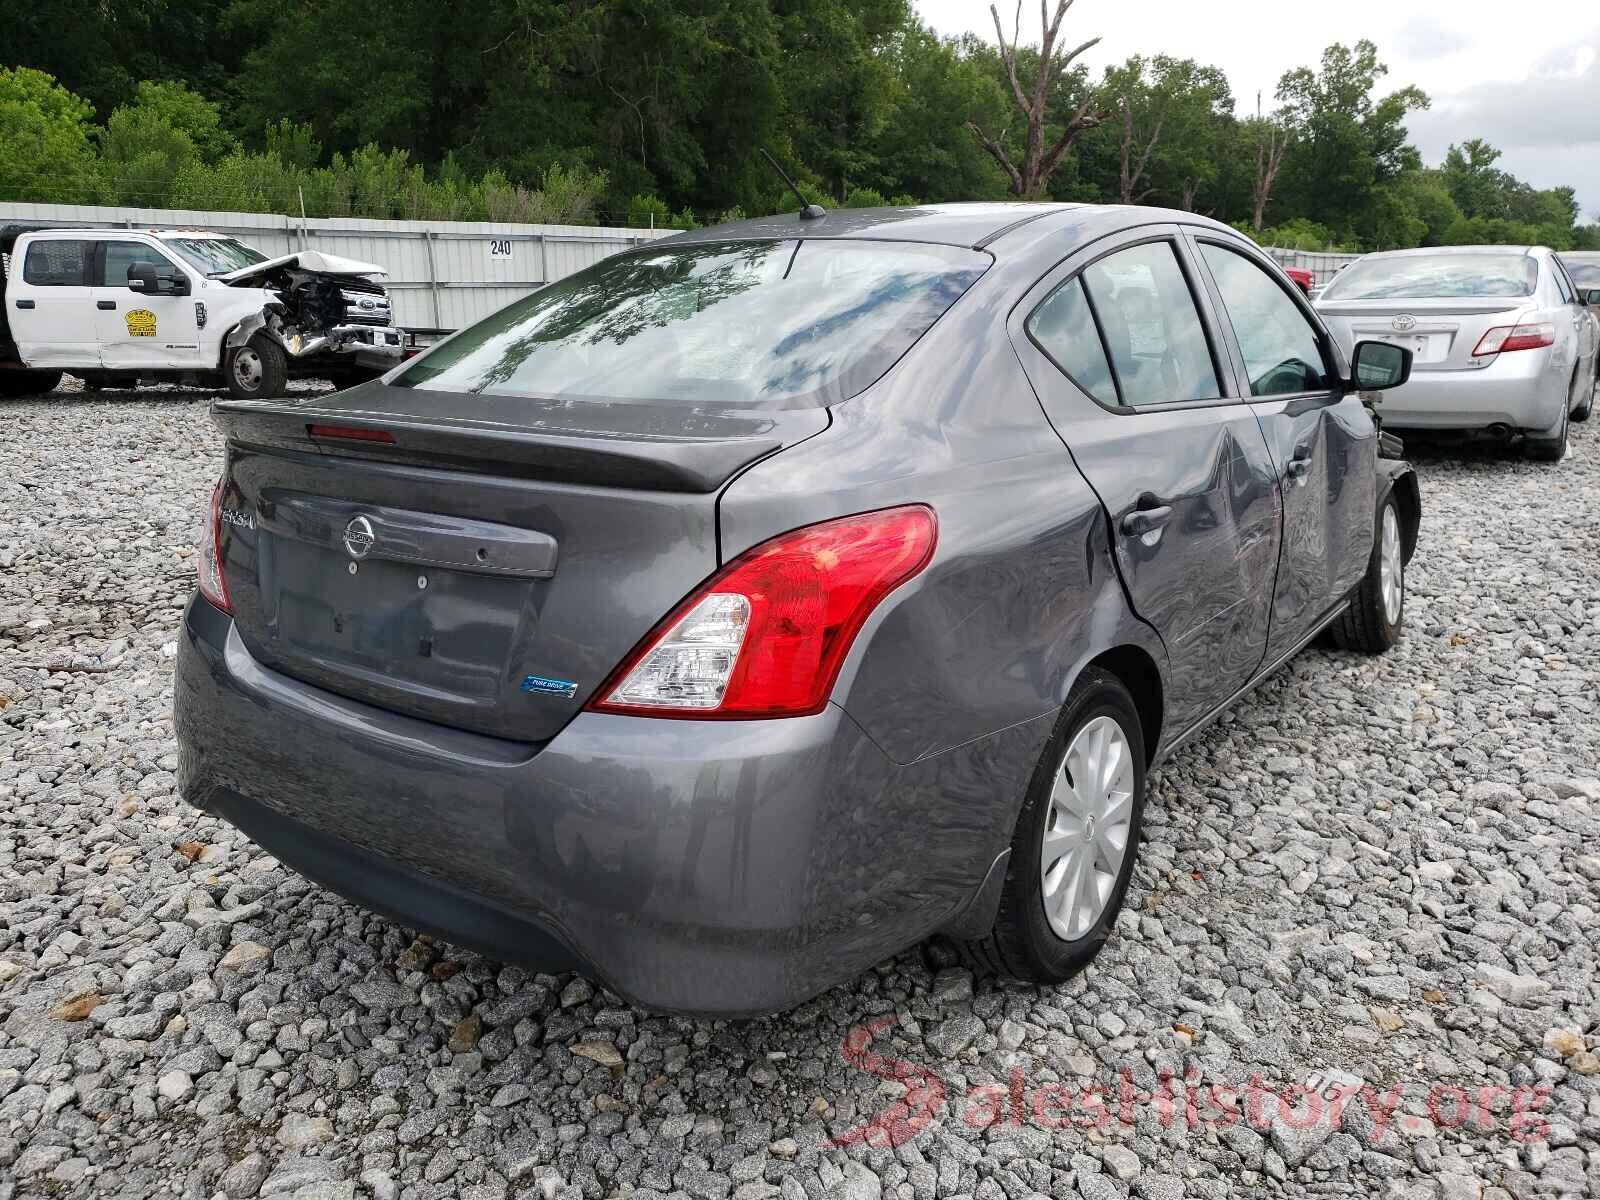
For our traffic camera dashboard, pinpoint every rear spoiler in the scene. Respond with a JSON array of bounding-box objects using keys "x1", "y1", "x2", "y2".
[{"x1": 211, "y1": 390, "x2": 811, "y2": 493}]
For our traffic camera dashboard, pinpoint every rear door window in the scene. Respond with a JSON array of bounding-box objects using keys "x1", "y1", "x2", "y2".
[
  {"x1": 1080, "y1": 241, "x2": 1221, "y2": 407},
  {"x1": 23, "y1": 240, "x2": 92, "y2": 286},
  {"x1": 1025, "y1": 278, "x2": 1118, "y2": 406},
  {"x1": 1199, "y1": 242, "x2": 1332, "y2": 396},
  {"x1": 394, "y1": 239, "x2": 989, "y2": 409}
]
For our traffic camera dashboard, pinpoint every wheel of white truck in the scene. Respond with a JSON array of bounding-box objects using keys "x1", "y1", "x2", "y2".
[
  {"x1": 0, "y1": 369, "x2": 64, "y2": 398},
  {"x1": 225, "y1": 333, "x2": 288, "y2": 400}
]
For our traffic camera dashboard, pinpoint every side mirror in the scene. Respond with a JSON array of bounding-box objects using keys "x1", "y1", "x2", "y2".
[
  {"x1": 126, "y1": 262, "x2": 190, "y2": 296},
  {"x1": 1349, "y1": 340, "x2": 1411, "y2": 392},
  {"x1": 1584, "y1": 289, "x2": 1600, "y2": 306}
]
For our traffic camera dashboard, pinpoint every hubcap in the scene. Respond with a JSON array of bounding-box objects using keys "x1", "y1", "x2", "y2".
[
  {"x1": 1040, "y1": 714, "x2": 1135, "y2": 941},
  {"x1": 1379, "y1": 504, "x2": 1403, "y2": 625},
  {"x1": 233, "y1": 348, "x2": 261, "y2": 390}
]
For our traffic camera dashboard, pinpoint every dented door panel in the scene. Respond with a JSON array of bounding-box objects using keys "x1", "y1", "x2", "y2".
[
  {"x1": 1249, "y1": 393, "x2": 1376, "y2": 662},
  {"x1": 1040, "y1": 401, "x2": 1280, "y2": 733}
]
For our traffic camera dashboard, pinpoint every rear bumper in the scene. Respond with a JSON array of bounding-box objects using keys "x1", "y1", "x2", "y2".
[
  {"x1": 174, "y1": 595, "x2": 1038, "y2": 1014},
  {"x1": 1373, "y1": 351, "x2": 1566, "y2": 435}
]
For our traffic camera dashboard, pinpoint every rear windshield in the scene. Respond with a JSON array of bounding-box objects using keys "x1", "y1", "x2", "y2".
[
  {"x1": 166, "y1": 237, "x2": 268, "y2": 275},
  {"x1": 394, "y1": 239, "x2": 989, "y2": 409},
  {"x1": 1321, "y1": 252, "x2": 1537, "y2": 300}
]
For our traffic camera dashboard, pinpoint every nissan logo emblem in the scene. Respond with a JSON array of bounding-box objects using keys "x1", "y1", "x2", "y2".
[
  {"x1": 343, "y1": 515, "x2": 376, "y2": 559},
  {"x1": 1391, "y1": 315, "x2": 1417, "y2": 332}
]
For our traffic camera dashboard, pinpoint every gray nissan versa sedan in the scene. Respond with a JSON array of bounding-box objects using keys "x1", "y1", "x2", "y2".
[{"x1": 174, "y1": 203, "x2": 1421, "y2": 1014}]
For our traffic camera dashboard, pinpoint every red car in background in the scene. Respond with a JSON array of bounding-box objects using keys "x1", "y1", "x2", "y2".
[{"x1": 1284, "y1": 267, "x2": 1314, "y2": 296}]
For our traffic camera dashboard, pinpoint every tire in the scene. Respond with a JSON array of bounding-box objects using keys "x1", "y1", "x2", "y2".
[
  {"x1": 1572, "y1": 369, "x2": 1595, "y2": 423},
  {"x1": 1524, "y1": 398, "x2": 1569, "y2": 462},
  {"x1": 0, "y1": 369, "x2": 63, "y2": 398},
  {"x1": 1329, "y1": 491, "x2": 1404, "y2": 654},
  {"x1": 225, "y1": 333, "x2": 289, "y2": 400},
  {"x1": 961, "y1": 668, "x2": 1147, "y2": 983}
]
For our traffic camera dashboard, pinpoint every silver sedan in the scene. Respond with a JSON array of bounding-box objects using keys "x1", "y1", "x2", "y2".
[{"x1": 1316, "y1": 245, "x2": 1597, "y2": 460}]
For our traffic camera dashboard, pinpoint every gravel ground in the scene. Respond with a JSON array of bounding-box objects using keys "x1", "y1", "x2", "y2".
[{"x1": 2, "y1": 388, "x2": 1598, "y2": 1200}]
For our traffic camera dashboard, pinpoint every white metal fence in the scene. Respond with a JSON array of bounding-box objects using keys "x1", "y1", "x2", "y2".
[
  {"x1": 0, "y1": 202, "x2": 674, "y2": 333},
  {"x1": 1, "y1": 202, "x2": 1370, "y2": 329},
  {"x1": 1262, "y1": 247, "x2": 1364, "y2": 287}
]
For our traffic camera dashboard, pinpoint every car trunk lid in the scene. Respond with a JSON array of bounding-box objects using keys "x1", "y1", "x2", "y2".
[
  {"x1": 212, "y1": 382, "x2": 826, "y2": 742},
  {"x1": 1317, "y1": 298, "x2": 1533, "y2": 371}
]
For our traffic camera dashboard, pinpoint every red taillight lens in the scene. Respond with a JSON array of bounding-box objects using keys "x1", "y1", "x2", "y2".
[
  {"x1": 197, "y1": 480, "x2": 231, "y2": 614},
  {"x1": 308, "y1": 423, "x2": 396, "y2": 443},
  {"x1": 1471, "y1": 322, "x2": 1555, "y2": 356},
  {"x1": 590, "y1": 505, "x2": 937, "y2": 719}
]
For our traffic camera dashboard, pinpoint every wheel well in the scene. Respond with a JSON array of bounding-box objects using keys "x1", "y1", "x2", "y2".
[
  {"x1": 1087, "y1": 645, "x2": 1163, "y2": 766},
  {"x1": 1388, "y1": 470, "x2": 1421, "y2": 564}
]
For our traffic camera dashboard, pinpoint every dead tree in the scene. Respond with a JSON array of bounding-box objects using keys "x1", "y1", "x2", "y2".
[
  {"x1": 967, "y1": 0, "x2": 1103, "y2": 198},
  {"x1": 1252, "y1": 119, "x2": 1290, "y2": 232},
  {"x1": 1117, "y1": 95, "x2": 1162, "y2": 204}
]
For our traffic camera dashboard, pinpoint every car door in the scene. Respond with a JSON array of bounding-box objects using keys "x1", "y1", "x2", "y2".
[
  {"x1": 1550, "y1": 256, "x2": 1595, "y2": 387},
  {"x1": 93, "y1": 240, "x2": 204, "y2": 369},
  {"x1": 1187, "y1": 231, "x2": 1375, "y2": 664},
  {"x1": 7, "y1": 237, "x2": 98, "y2": 368},
  {"x1": 1009, "y1": 227, "x2": 1281, "y2": 735}
]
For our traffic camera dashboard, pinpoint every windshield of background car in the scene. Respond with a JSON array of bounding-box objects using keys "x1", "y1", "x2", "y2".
[
  {"x1": 167, "y1": 238, "x2": 269, "y2": 274},
  {"x1": 1320, "y1": 253, "x2": 1537, "y2": 300},
  {"x1": 393, "y1": 239, "x2": 990, "y2": 409}
]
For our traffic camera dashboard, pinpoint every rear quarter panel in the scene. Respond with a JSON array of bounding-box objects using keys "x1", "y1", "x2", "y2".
[{"x1": 718, "y1": 268, "x2": 1164, "y2": 769}]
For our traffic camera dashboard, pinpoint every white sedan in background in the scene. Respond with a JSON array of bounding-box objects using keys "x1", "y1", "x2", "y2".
[{"x1": 1316, "y1": 246, "x2": 1596, "y2": 461}]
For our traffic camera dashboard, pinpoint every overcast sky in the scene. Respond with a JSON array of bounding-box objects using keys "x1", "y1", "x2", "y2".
[{"x1": 915, "y1": 0, "x2": 1600, "y2": 219}]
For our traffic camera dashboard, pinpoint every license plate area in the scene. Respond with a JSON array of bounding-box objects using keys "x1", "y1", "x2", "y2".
[
  {"x1": 1367, "y1": 331, "x2": 1450, "y2": 364},
  {"x1": 264, "y1": 538, "x2": 531, "y2": 703}
]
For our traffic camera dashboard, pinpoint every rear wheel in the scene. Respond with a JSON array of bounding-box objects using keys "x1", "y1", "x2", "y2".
[
  {"x1": 1524, "y1": 397, "x2": 1569, "y2": 462},
  {"x1": 0, "y1": 369, "x2": 63, "y2": 398},
  {"x1": 962, "y1": 668, "x2": 1147, "y2": 983},
  {"x1": 1330, "y1": 492, "x2": 1404, "y2": 654},
  {"x1": 225, "y1": 334, "x2": 288, "y2": 400},
  {"x1": 1572, "y1": 367, "x2": 1595, "y2": 422}
]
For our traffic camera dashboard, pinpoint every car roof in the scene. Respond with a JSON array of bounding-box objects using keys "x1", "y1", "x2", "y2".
[
  {"x1": 9, "y1": 227, "x2": 237, "y2": 239},
  {"x1": 660, "y1": 201, "x2": 1242, "y2": 253},
  {"x1": 662, "y1": 202, "x2": 1071, "y2": 248},
  {"x1": 1355, "y1": 245, "x2": 1545, "y2": 259}
]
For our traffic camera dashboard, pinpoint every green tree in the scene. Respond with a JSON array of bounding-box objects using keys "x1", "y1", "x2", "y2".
[
  {"x1": 1273, "y1": 40, "x2": 1428, "y2": 242},
  {"x1": 1085, "y1": 55, "x2": 1233, "y2": 207},
  {"x1": 870, "y1": 28, "x2": 1010, "y2": 203},
  {"x1": 0, "y1": 67, "x2": 99, "y2": 204},
  {"x1": 773, "y1": 0, "x2": 905, "y2": 203},
  {"x1": 99, "y1": 81, "x2": 236, "y2": 206}
]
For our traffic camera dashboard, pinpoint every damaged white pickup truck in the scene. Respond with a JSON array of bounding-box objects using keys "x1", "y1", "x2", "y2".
[{"x1": 0, "y1": 225, "x2": 404, "y2": 398}]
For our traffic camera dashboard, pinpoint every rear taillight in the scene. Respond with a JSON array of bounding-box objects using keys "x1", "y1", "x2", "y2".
[
  {"x1": 197, "y1": 480, "x2": 231, "y2": 614},
  {"x1": 308, "y1": 423, "x2": 396, "y2": 443},
  {"x1": 589, "y1": 505, "x2": 937, "y2": 719},
  {"x1": 1472, "y1": 322, "x2": 1555, "y2": 356}
]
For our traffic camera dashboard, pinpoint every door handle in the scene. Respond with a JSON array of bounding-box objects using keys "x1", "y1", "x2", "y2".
[
  {"x1": 97, "y1": 300, "x2": 116, "y2": 310},
  {"x1": 1120, "y1": 505, "x2": 1173, "y2": 537},
  {"x1": 14, "y1": 299, "x2": 34, "y2": 309}
]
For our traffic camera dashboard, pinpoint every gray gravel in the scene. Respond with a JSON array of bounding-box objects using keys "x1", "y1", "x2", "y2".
[{"x1": 3, "y1": 389, "x2": 1599, "y2": 1200}]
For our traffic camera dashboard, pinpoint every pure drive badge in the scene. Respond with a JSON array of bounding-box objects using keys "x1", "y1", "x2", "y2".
[{"x1": 520, "y1": 675, "x2": 578, "y2": 699}]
